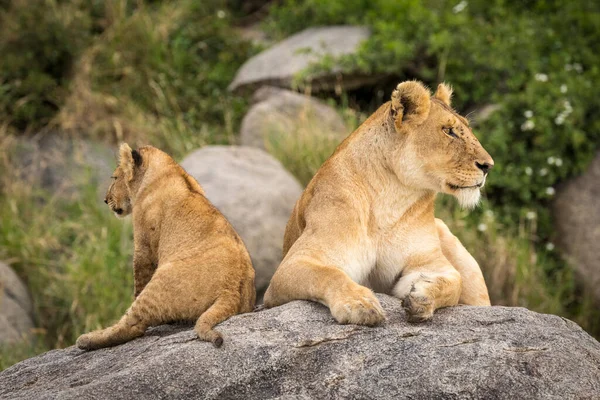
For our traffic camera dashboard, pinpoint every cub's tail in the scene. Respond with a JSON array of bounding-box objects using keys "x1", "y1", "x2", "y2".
[{"x1": 194, "y1": 296, "x2": 239, "y2": 347}]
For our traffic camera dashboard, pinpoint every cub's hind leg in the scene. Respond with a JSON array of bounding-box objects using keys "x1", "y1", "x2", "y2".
[
  {"x1": 77, "y1": 263, "x2": 186, "y2": 351},
  {"x1": 435, "y1": 218, "x2": 491, "y2": 306},
  {"x1": 76, "y1": 286, "x2": 161, "y2": 350}
]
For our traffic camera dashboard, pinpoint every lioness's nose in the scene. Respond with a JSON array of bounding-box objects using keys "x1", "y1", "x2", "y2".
[
  {"x1": 475, "y1": 160, "x2": 494, "y2": 174},
  {"x1": 104, "y1": 198, "x2": 108, "y2": 204}
]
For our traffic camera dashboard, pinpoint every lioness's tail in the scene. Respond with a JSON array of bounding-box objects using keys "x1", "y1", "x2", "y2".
[{"x1": 194, "y1": 296, "x2": 239, "y2": 348}]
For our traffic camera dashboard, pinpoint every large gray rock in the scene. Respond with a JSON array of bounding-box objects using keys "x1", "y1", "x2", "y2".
[
  {"x1": 1, "y1": 295, "x2": 599, "y2": 399},
  {"x1": 240, "y1": 86, "x2": 348, "y2": 150},
  {"x1": 229, "y1": 26, "x2": 378, "y2": 93},
  {"x1": 553, "y1": 150, "x2": 600, "y2": 304},
  {"x1": 0, "y1": 262, "x2": 34, "y2": 343},
  {"x1": 10, "y1": 134, "x2": 115, "y2": 199},
  {"x1": 180, "y1": 146, "x2": 303, "y2": 296}
]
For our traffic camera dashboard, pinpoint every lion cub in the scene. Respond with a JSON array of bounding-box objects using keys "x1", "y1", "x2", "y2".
[
  {"x1": 264, "y1": 81, "x2": 493, "y2": 325},
  {"x1": 76, "y1": 144, "x2": 255, "y2": 350}
]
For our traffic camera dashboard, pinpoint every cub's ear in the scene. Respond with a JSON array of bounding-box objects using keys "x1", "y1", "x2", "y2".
[
  {"x1": 118, "y1": 143, "x2": 138, "y2": 180},
  {"x1": 434, "y1": 82, "x2": 453, "y2": 106},
  {"x1": 391, "y1": 81, "x2": 431, "y2": 129}
]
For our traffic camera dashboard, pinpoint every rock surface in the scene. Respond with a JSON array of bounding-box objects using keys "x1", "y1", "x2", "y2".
[
  {"x1": 0, "y1": 262, "x2": 35, "y2": 343},
  {"x1": 553, "y1": 150, "x2": 600, "y2": 304},
  {"x1": 240, "y1": 86, "x2": 348, "y2": 150},
  {"x1": 229, "y1": 26, "x2": 376, "y2": 93},
  {"x1": 2, "y1": 295, "x2": 599, "y2": 399},
  {"x1": 180, "y1": 146, "x2": 303, "y2": 296}
]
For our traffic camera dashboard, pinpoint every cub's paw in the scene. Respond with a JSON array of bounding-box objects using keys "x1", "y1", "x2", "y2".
[
  {"x1": 330, "y1": 288, "x2": 386, "y2": 326},
  {"x1": 76, "y1": 333, "x2": 96, "y2": 351},
  {"x1": 402, "y1": 292, "x2": 434, "y2": 323}
]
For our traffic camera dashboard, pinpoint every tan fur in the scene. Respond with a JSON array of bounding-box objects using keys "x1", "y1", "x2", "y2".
[
  {"x1": 76, "y1": 144, "x2": 255, "y2": 350},
  {"x1": 264, "y1": 81, "x2": 493, "y2": 325}
]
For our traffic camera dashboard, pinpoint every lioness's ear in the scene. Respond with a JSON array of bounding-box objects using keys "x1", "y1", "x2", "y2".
[
  {"x1": 434, "y1": 83, "x2": 453, "y2": 106},
  {"x1": 119, "y1": 143, "x2": 135, "y2": 180},
  {"x1": 391, "y1": 81, "x2": 431, "y2": 129}
]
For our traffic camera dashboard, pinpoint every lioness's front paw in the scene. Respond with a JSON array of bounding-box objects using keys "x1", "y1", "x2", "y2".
[
  {"x1": 330, "y1": 288, "x2": 386, "y2": 326},
  {"x1": 402, "y1": 293, "x2": 434, "y2": 323}
]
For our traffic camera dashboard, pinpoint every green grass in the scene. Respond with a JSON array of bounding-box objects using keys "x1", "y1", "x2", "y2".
[
  {"x1": 0, "y1": 133, "x2": 134, "y2": 367},
  {"x1": 265, "y1": 102, "x2": 364, "y2": 185}
]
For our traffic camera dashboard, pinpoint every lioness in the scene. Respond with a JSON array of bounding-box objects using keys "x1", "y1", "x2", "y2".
[
  {"x1": 76, "y1": 144, "x2": 256, "y2": 350},
  {"x1": 264, "y1": 81, "x2": 493, "y2": 325}
]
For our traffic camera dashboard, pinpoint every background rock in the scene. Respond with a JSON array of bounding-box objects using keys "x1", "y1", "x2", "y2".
[
  {"x1": 11, "y1": 134, "x2": 115, "y2": 199},
  {"x1": 0, "y1": 262, "x2": 35, "y2": 344},
  {"x1": 466, "y1": 104, "x2": 501, "y2": 127},
  {"x1": 180, "y1": 146, "x2": 303, "y2": 297},
  {"x1": 240, "y1": 86, "x2": 348, "y2": 150},
  {"x1": 553, "y1": 150, "x2": 600, "y2": 304},
  {"x1": 229, "y1": 26, "x2": 379, "y2": 93},
  {"x1": 1, "y1": 295, "x2": 599, "y2": 399}
]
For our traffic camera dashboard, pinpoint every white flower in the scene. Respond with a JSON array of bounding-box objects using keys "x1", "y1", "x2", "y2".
[
  {"x1": 526, "y1": 211, "x2": 537, "y2": 220},
  {"x1": 525, "y1": 166, "x2": 533, "y2": 176},
  {"x1": 217, "y1": 10, "x2": 226, "y2": 18},
  {"x1": 560, "y1": 84, "x2": 568, "y2": 93},
  {"x1": 539, "y1": 168, "x2": 548, "y2": 176},
  {"x1": 521, "y1": 120, "x2": 535, "y2": 131},
  {"x1": 484, "y1": 210, "x2": 495, "y2": 218},
  {"x1": 555, "y1": 158, "x2": 563, "y2": 167},
  {"x1": 545, "y1": 187, "x2": 556, "y2": 196},
  {"x1": 524, "y1": 110, "x2": 533, "y2": 119},
  {"x1": 477, "y1": 223, "x2": 487, "y2": 232},
  {"x1": 545, "y1": 242, "x2": 555, "y2": 251},
  {"x1": 453, "y1": 1, "x2": 468, "y2": 13},
  {"x1": 535, "y1": 73, "x2": 549, "y2": 82},
  {"x1": 547, "y1": 156, "x2": 555, "y2": 165},
  {"x1": 573, "y1": 63, "x2": 583, "y2": 73},
  {"x1": 563, "y1": 100, "x2": 573, "y2": 112},
  {"x1": 555, "y1": 115, "x2": 565, "y2": 125}
]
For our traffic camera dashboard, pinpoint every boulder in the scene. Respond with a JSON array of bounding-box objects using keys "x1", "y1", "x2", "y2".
[
  {"x1": 240, "y1": 86, "x2": 348, "y2": 150},
  {"x1": 0, "y1": 262, "x2": 35, "y2": 343},
  {"x1": 229, "y1": 26, "x2": 379, "y2": 93},
  {"x1": 553, "y1": 150, "x2": 600, "y2": 304},
  {"x1": 180, "y1": 146, "x2": 303, "y2": 296},
  {"x1": 10, "y1": 134, "x2": 115, "y2": 199},
  {"x1": 1, "y1": 295, "x2": 599, "y2": 399},
  {"x1": 467, "y1": 104, "x2": 501, "y2": 127}
]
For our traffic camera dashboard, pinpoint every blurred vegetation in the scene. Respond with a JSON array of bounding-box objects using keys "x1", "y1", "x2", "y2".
[
  {"x1": 0, "y1": 0, "x2": 599, "y2": 371},
  {"x1": 1, "y1": 0, "x2": 249, "y2": 156}
]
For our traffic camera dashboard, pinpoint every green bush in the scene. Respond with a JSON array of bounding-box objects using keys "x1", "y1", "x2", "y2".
[
  {"x1": 0, "y1": 0, "x2": 92, "y2": 129},
  {"x1": 265, "y1": 0, "x2": 600, "y2": 250}
]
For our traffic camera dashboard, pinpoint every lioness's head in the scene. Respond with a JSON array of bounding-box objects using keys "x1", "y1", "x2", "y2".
[
  {"x1": 105, "y1": 143, "x2": 144, "y2": 218},
  {"x1": 390, "y1": 81, "x2": 494, "y2": 208}
]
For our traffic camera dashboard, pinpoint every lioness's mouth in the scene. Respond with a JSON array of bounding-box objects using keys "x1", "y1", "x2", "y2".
[{"x1": 447, "y1": 182, "x2": 483, "y2": 190}]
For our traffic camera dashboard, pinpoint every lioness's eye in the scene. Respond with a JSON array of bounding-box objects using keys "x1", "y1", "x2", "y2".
[
  {"x1": 443, "y1": 127, "x2": 459, "y2": 139},
  {"x1": 111, "y1": 176, "x2": 117, "y2": 179}
]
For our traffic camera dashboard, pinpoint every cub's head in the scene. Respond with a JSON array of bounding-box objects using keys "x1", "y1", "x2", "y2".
[
  {"x1": 390, "y1": 81, "x2": 494, "y2": 208},
  {"x1": 105, "y1": 143, "x2": 143, "y2": 218}
]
